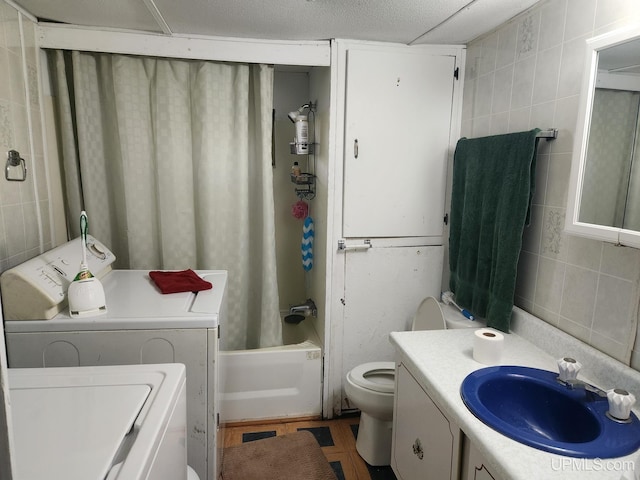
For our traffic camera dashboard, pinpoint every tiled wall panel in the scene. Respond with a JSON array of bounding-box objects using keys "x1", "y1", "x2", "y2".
[
  {"x1": 0, "y1": 3, "x2": 50, "y2": 274},
  {"x1": 461, "y1": 0, "x2": 640, "y2": 365}
]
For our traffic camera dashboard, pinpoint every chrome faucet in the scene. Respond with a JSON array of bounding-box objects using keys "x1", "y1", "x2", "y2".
[
  {"x1": 559, "y1": 378, "x2": 608, "y2": 399},
  {"x1": 556, "y1": 356, "x2": 607, "y2": 400},
  {"x1": 289, "y1": 298, "x2": 317, "y2": 317}
]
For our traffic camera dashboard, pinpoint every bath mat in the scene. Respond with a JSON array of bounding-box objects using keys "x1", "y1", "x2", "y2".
[{"x1": 221, "y1": 430, "x2": 337, "y2": 480}]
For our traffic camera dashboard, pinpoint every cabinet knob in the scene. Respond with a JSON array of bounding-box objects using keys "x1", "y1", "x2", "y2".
[
  {"x1": 412, "y1": 438, "x2": 424, "y2": 460},
  {"x1": 354, "y1": 139, "x2": 359, "y2": 158}
]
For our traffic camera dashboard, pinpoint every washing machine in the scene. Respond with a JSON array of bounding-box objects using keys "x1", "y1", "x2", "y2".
[
  {"x1": 0, "y1": 237, "x2": 227, "y2": 480},
  {"x1": 9, "y1": 363, "x2": 187, "y2": 479}
]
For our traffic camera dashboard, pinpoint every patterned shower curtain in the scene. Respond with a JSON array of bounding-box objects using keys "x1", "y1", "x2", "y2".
[
  {"x1": 51, "y1": 50, "x2": 281, "y2": 350},
  {"x1": 582, "y1": 89, "x2": 639, "y2": 229}
]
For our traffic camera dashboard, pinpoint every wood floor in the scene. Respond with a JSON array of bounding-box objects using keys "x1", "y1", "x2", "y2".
[{"x1": 223, "y1": 415, "x2": 398, "y2": 480}]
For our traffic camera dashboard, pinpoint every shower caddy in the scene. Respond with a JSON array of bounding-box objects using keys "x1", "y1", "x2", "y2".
[{"x1": 289, "y1": 101, "x2": 317, "y2": 200}]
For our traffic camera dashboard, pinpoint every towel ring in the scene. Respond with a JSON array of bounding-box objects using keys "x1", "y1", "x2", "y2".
[{"x1": 5, "y1": 149, "x2": 27, "y2": 182}]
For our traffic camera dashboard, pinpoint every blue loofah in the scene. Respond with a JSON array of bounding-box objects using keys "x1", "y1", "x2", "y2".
[{"x1": 301, "y1": 216, "x2": 314, "y2": 271}]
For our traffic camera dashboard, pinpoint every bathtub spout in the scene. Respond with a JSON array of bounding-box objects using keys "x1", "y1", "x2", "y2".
[{"x1": 289, "y1": 298, "x2": 317, "y2": 317}]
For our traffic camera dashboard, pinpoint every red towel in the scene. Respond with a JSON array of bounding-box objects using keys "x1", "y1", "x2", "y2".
[{"x1": 149, "y1": 269, "x2": 213, "y2": 294}]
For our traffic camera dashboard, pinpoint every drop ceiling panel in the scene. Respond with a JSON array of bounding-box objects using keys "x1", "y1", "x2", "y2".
[
  {"x1": 152, "y1": 0, "x2": 473, "y2": 43},
  {"x1": 413, "y1": 0, "x2": 541, "y2": 44},
  {"x1": 15, "y1": 0, "x2": 163, "y2": 34},
  {"x1": 599, "y1": 38, "x2": 640, "y2": 72},
  {"x1": 13, "y1": 0, "x2": 544, "y2": 46}
]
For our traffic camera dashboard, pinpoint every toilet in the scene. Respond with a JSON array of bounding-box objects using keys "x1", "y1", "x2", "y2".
[{"x1": 344, "y1": 296, "x2": 450, "y2": 466}]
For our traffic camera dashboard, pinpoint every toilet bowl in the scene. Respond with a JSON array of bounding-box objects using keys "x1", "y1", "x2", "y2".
[
  {"x1": 344, "y1": 296, "x2": 452, "y2": 466},
  {"x1": 344, "y1": 361, "x2": 395, "y2": 466}
]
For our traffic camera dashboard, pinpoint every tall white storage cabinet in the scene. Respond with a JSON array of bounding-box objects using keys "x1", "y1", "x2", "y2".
[
  {"x1": 328, "y1": 40, "x2": 464, "y2": 414},
  {"x1": 342, "y1": 48, "x2": 456, "y2": 238}
]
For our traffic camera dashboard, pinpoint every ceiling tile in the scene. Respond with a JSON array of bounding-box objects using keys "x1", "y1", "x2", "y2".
[
  {"x1": 13, "y1": 0, "x2": 543, "y2": 45},
  {"x1": 16, "y1": 0, "x2": 163, "y2": 34}
]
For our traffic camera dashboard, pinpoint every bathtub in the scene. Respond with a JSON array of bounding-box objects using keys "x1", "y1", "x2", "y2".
[{"x1": 218, "y1": 316, "x2": 322, "y2": 423}]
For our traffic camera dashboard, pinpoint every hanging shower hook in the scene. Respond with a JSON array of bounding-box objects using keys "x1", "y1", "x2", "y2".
[{"x1": 5, "y1": 149, "x2": 27, "y2": 181}]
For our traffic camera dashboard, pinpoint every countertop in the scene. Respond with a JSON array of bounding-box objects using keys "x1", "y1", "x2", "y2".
[{"x1": 389, "y1": 310, "x2": 640, "y2": 480}]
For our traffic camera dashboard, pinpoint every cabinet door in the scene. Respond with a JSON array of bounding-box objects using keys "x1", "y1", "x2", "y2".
[
  {"x1": 392, "y1": 364, "x2": 460, "y2": 480},
  {"x1": 461, "y1": 436, "x2": 498, "y2": 480},
  {"x1": 343, "y1": 48, "x2": 456, "y2": 238},
  {"x1": 341, "y1": 245, "x2": 443, "y2": 409}
]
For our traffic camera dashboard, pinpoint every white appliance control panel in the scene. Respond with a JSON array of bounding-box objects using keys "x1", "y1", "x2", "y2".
[{"x1": 0, "y1": 235, "x2": 116, "y2": 320}]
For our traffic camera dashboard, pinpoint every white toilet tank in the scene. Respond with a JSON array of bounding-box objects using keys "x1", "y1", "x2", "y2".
[
  {"x1": 411, "y1": 296, "x2": 486, "y2": 331},
  {"x1": 441, "y1": 302, "x2": 486, "y2": 329}
]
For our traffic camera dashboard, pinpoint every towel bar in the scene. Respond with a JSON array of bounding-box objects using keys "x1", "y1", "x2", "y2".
[{"x1": 536, "y1": 128, "x2": 558, "y2": 140}]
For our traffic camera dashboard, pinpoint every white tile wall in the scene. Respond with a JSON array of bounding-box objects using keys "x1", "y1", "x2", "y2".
[
  {"x1": 272, "y1": 71, "x2": 309, "y2": 311},
  {"x1": 0, "y1": 2, "x2": 50, "y2": 274},
  {"x1": 461, "y1": 0, "x2": 640, "y2": 365}
]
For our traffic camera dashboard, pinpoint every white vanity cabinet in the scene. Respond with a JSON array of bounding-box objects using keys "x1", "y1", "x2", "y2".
[
  {"x1": 391, "y1": 363, "x2": 462, "y2": 480},
  {"x1": 389, "y1": 321, "x2": 640, "y2": 480},
  {"x1": 461, "y1": 437, "x2": 500, "y2": 480}
]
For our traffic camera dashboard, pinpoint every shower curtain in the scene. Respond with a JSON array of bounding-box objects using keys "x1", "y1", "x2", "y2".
[{"x1": 51, "y1": 50, "x2": 281, "y2": 350}]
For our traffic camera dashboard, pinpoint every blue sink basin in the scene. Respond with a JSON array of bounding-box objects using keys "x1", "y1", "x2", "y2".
[{"x1": 461, "y1": 366, "x2": 640, "y2": 458}]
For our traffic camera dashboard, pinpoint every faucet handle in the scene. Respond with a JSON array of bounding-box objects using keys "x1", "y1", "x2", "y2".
[
  {"x1": 607, "y1": 389, "x2": 636, "y2": 422},
  {"x1": 557, "y1": 357, "x2": 582, "y2": 382}
]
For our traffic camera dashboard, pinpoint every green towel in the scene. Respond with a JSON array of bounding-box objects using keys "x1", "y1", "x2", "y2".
[{"x1": 449, "y1": 129, "x2": 540, "y2": 333}]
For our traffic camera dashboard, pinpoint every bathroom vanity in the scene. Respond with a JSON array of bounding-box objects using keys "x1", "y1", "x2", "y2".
[
  {"x1": 390, "y1": 308, "x2": 640, "y2": 479},
  {"x1": 392, "y1": 363, "x2": 462, "y2": 479}
]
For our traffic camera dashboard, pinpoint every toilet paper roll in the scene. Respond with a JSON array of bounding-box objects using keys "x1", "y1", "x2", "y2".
[{"x1": 473, "y1": 328, "x2": 505, "y2": 365}]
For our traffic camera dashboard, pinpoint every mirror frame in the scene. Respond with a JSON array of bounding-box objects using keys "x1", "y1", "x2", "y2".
[{"x1": 566, "y1": 23, "x2": 640, "y2": 249}]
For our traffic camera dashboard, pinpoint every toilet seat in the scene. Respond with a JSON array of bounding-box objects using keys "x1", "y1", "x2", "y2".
[
  {"x1": 412, "y1": 296, "x2": 446, "y2": 331},
  {"x1": 348, "y1": 362, "x2": 395, "y2": 394}
]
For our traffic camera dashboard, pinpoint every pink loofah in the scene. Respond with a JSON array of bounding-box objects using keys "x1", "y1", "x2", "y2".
[{"x1": 291, "y1": 200, "x2": 309, "y2": 219}]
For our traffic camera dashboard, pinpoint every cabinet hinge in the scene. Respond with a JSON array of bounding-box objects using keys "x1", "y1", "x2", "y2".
[
  {"x1": 454, "y1": 67, "x2": 459, "y2": 80},
  {"x1": 444, "y1": 213, "x2": 449, "y2": 225}
]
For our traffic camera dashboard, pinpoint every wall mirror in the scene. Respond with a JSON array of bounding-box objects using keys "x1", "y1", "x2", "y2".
[{"x1": 566, "y1": 24, "x2": 640, "y2": 249}]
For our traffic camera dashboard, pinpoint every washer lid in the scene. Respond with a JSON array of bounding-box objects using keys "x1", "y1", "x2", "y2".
[
  {"x1": 349, "y1": 361, "x2": 395, "y2": 394},
  {"x1": 100, "y1": 270, "x2": 227, "y2": 320},
  {"x1": 11, "y1": 383, "x2": 151, "y2": 480}
]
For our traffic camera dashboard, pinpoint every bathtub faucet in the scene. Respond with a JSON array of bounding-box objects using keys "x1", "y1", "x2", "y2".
[{"x1": 289, "y1": 298, "x2": 317, "y2": 317}]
